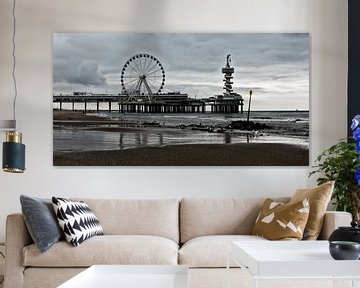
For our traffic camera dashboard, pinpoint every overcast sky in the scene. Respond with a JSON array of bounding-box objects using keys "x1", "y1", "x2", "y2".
[{"x1": 53, "y1": 33, "x2": 309, "y2": 110}]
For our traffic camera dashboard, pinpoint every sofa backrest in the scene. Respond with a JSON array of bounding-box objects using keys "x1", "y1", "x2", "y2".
[
  {"x1": 73, "y1": 198, "x2": 180, "y2": 243},
  {"x1": 180, "y1": 197, "x2": 289, "y2": 243}
]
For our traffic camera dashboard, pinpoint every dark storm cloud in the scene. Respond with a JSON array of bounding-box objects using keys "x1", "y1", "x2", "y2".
[
  {"x1": 53, "y1": 33, "x2": 309, "y2": 110},
  {"x1": 54, "y1": 60, "x2": 105, "y2": 86}
]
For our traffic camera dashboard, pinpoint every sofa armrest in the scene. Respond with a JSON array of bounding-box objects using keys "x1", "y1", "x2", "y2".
[
  {"x1": 4, "y1": 213, "x2": 33, "y2": 288},
  {"x1": 318, "y1": 211, "x2": 352, "y2": 240}
]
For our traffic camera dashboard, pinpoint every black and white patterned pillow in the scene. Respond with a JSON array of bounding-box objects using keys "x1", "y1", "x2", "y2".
[{"x1": 52, "y1": 197, "x2": 104, "y2": 247}]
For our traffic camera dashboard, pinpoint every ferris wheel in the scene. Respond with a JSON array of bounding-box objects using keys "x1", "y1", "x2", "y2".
[{"x1": 120, "y1": 54, "x2": 165, "y2": 97}]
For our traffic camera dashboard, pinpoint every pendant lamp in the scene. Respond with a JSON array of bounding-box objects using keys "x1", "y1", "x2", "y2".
[{"x1": 2, "y1": 0, "x2": 25, "y2": 173}]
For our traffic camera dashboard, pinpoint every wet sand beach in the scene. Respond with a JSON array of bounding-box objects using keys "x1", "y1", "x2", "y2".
[
  {"x1": 53, "y1": 143, "x2": 309, "y2": 166},
  {"x1": 53, "y1": 110, "x2": 309, "y2": 166}
]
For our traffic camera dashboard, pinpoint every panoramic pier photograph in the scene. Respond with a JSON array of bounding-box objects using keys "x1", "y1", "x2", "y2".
[{"x1": 53, "y1": 33, "x2": 309, "y2": 166}]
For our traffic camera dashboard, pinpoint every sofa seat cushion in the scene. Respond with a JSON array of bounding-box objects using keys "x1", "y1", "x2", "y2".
[
  {"x1": 179, "y1": 235, "x2": 267, "y2": 268},
  {"x1": 23, "y1": 235, "x2": 178, "y2": 267}
]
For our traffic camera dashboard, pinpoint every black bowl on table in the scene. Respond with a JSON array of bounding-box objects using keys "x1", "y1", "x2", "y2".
[
  {"x1": 329, "y1": 241, "x2": 360, "y2": 260},
  {"x1": 328, "y1": 221, "x2": 360, "y2": 244}
]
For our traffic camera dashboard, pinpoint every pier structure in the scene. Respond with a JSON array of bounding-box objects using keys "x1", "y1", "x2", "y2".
[
  {"x1": 54, "y1": 94, "x2": 119, "y2": 112},
  {"x1": 53, "y1": 93, "x2": 206, "y2": 113},
  {"x1": 118, "y1": 95, "x2": 205, "y2": 113},
  {"x1": 53, "y1": 54, "x2": 245, "y2": 114},
  {"x1": 53, "y1": 92, "x2": 242, "y2": 114}
]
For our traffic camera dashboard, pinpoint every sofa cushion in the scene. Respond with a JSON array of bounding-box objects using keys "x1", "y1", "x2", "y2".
[
  {"x1": 252, "y1": 198, "x2": 310, "y2": 240},
  {"x1": 20, "y1": 195, "x2": 64, "y2": 253},
  {"x1": 24, "y1": 268, "x2": 86, "y2": 288},
  {"x1": 52, "y1": 197, "x2": 104, "y2": 247},
  {"x1": 290, "y1": 181, "x2": 334, "y2": 240},
  {"x1": 72, "y1": 198, "x2": 179, "y2": 243},
  {"x1": 23, "y1": 235, "x2": 178, "y2": 267},
  {"x1": 180, "y1": 198, "x2": 289, "y2": 243},
  {"x1": 179, "y1": 235, "x2": 267, "y2": 268}
]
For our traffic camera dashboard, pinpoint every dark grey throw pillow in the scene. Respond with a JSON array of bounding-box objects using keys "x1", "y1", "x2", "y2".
[{"x1": 20, "y1": 195, "x2": 64, "y2": 253}]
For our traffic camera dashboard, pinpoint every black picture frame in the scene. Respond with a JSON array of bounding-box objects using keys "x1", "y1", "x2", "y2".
[{"x1": 348, "y1": 0, "x2": 360, "y2": 138}]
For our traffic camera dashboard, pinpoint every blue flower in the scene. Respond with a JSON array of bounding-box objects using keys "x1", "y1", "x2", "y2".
[
  {"x1": 356, "y1": 168, "x2": 360, "y2": 186},
  {"x1": 352, "y1": 115, "x2": 360, "y2": 130},
  {"x1": 350, "y1": 115, "x2": 360, "y2": 186},
  {"x1": 354, "y1": 128, "x2": 360, "y2": 142}
]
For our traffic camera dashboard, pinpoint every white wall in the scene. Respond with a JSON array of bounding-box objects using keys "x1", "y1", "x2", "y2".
[{"x1": 0, "y1": 0, "x2": 347, "y2": 242}]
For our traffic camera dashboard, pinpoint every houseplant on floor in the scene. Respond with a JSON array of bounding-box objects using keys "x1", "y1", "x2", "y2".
[{"x1": 310, "y1": 115, "x2": 360, "y2": 222}]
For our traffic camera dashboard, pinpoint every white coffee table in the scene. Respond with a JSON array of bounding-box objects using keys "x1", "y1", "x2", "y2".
[
  {"x1": 228, "y1": 241, "x2": 360, "y2": 288},
  {"x1": 57, "y1": 265, "x2": 189, "y2": 288}
]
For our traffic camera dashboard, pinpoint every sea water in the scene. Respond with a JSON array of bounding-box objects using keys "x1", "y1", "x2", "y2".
[{"x1": 53, "y1": 111, "x2": 309, "y2": 153}]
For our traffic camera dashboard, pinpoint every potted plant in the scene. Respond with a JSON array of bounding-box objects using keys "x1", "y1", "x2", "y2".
[{"x1": 309, "y1": 115, "x2": 360, "y2": 222}]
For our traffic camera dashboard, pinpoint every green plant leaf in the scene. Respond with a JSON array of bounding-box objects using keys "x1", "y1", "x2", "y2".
[{"x1": 309, "y1": 139, "x2": 360, "y2": 216}]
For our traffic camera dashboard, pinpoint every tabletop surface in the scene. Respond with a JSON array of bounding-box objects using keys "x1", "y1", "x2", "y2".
[
  {"x1": 58, "y1": 265, "x2": 189, "y2": 288},
  {"x1": 230, "y1": 240, "x2": 360, "y2": 278},
  {"x1": 232, "y1": 240, "x2": 333, "y2": 261}
]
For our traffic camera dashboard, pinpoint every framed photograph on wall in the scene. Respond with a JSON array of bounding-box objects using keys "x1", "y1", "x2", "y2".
[{"x1": 53, "y1": 32, "x2": 309, "y2": 166}]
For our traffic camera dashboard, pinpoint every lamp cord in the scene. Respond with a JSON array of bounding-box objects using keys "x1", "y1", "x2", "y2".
[
  {"x1": 0, "y1": 251, "x2": 4, "y2": 284},
  {"x1": 11, "y1": 0, "x2": 18, "y2": 130}
]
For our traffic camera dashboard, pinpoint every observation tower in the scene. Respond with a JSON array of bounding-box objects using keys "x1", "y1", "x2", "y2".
[
  {"x1": 222, "y1": 54, "x2": 235, "y2": 96},
  {"x1": 206, "y1": 54, "x2": 244, "y2": 113}
]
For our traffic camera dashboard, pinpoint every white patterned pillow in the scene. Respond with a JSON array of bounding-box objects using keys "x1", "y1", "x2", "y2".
[{"x1": 52, "y1": 197, "x2": 104, "y2": 246}]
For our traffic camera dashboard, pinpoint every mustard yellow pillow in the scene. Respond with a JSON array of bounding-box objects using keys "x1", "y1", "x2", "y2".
[
  {"x1": 289, "y1": 181, "x2": 334, "y2": 240},
  {"x1": 252, "y1": 198, "x2": 310, "y2": 240}
]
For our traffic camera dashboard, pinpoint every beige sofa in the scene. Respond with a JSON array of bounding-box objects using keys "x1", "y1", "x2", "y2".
[{"x1": 4, "y1": 198, "x2": 352, "y2": 288}]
